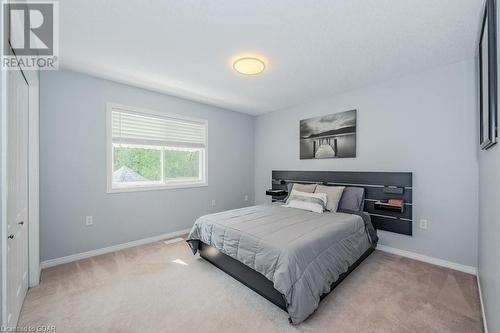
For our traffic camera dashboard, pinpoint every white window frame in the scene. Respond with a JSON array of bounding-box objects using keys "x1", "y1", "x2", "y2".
[{"x1": 106, "y1": 103, "x2": 208, "y2": 193}]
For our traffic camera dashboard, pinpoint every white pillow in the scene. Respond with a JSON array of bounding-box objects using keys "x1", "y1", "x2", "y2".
[
  {"x1": 314, "y1": 185, "x2": 345, "y2": 212},
  {"x1": 283, "y1": 189, "x2": 327, "y2": 213}
]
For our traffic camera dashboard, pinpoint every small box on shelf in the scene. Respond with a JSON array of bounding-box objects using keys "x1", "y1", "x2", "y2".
[{"x1": 374, "y1": 199, "x2": 405, "y2": 213}]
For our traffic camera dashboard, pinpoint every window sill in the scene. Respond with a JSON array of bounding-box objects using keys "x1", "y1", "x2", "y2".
[{"x1": 107, "y1": 181, "x2": 208, "y2": 194}]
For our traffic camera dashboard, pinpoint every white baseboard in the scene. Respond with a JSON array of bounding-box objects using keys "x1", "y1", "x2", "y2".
[
  {"x1": 476, "y1": 273, "x2": 489, "y2": 333},
  {"x1": 376, "y1": 244, "x2": 477, "y2": 275},
  {"x1": 40, "y1": 228, "x2": 192, "y2": 269}
]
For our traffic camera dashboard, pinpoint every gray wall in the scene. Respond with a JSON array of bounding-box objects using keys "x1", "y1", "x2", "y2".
[
  {"x1": 477, "y1": 4, "x2": 500, "y2": 329},
  {"x1": 478, "y1": 37, "x2": 500, "y2": 332},
  {"x1": 478, "y1": 109, "x2": 500, "y2": 331},
  {"x1": 255, "y1": 59, "x2": 479, "y2": 267},
  {"x1": 40, "y1": 70, "x2": 255, "y2": 261}
]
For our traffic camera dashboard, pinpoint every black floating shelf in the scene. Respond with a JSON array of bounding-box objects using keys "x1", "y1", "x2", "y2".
[
  {"x1": 374, "y1": 201, "x2": 405, "y2": 213},
  {"x1": 266, "y1": 189, "x2": 288, "y2": 197},
  {"x1": 383, "y1": 186, "x2": 404, "y2": 195}
]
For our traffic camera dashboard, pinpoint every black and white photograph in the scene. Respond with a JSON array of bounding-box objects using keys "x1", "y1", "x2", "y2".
[{"x1": 300, "y1": 110, "x2": 357, "y2": 159}]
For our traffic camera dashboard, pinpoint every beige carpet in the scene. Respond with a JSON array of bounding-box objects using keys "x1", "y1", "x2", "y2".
[{"x1": 19, "y1": 240, "x2": 483, "y2": 333}]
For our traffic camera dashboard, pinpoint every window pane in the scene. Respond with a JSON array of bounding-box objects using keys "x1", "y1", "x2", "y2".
[
  {"x1": 113, "y1": 145, "x2": 161, "y2": 183},
  {"x1": 164, "y1": 148, "x2": 201, "y2": 180}
]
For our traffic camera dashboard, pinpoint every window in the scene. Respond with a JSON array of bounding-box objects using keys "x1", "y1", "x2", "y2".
[{"x1": 107, "y1": 104, "x2": 207, "y2": 192}]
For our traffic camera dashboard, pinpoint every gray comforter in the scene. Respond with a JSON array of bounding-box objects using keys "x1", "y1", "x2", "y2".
[{"x1": 186, "y1": 204, "x2": 377, "y2": 324}]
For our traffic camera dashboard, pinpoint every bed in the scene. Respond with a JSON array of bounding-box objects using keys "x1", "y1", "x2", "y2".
[
  {"x1": 186, "y1": 204, "x2": 377, "y2": 324},
  {"x1": 186, "y1": 170, "x2": 412, "y2": 324}
]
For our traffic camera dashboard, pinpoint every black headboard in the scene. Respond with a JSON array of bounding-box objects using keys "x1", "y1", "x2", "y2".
[{"x1": 271, "y1": 170, "x2": 413, "y2": 236}]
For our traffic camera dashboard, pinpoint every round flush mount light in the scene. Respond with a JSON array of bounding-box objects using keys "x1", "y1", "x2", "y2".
[{"x1": 233, "y1": 57, "x2": 266, "y2": 75}]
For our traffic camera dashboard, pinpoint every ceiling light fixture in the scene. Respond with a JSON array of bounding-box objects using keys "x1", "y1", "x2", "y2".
[{"x1": 233, "y1": 57, "x2": 266, "y2": 75}]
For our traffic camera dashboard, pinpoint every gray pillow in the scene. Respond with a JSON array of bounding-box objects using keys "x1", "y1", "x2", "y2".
[
  {"x1": 338, "y1": 187, "x2": 365, "y2": 211},
  {"x1": 286, "y1": 183, "x2": 317, "y2": 194},
  {"x1": 314, "y1": 185, "x2": 345, "y2": 212}
]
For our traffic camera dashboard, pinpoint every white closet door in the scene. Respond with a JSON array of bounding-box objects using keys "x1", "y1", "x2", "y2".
[{"x1": 6, "y1": 67, "x2": 29, "y2": 327}]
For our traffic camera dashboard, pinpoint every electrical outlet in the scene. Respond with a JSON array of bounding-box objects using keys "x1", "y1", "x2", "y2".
[
  {"x1": 244, "y1": 194, "x2": 248, "y2": 201},
  {"x1": 211, "y1": 199, "x2": 216, "y2": 207},
  {"x1": 419, "y1": 219, "x2": 428, "y2": 230},
  {"x1": 85, "y1": 216, "x2": 93, "y2": 226}
]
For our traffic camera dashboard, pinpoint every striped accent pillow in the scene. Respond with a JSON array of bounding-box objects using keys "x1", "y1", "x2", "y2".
[{"x1": 284, "y1": 189, "x2": 327, "y2": 213}]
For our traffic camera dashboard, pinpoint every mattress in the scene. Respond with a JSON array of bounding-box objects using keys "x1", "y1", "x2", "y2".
[{"x1": 186, "y1": 204, "x2": 377, "y2": 324}]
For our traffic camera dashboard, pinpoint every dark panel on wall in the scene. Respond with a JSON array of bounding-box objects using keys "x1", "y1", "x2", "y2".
[
  {"x1": 370, "y1": 215, "x2": 413, "y2": 235},
  {"x1": 364, "y1": 200, "x2": 412, "y2": 220},
  {"x1": 272, "y1": 170, "x2": 412, "y2": 187},
  {"x1": 271, "y1": 170, "x2": 413, "y2": 236},
  {"x1": 364, "y1": 187, "x2": 412, "y2": 202}
]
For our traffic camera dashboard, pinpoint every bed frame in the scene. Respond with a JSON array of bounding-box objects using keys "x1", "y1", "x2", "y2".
[
  {"x1": 199, "y1": 242, "x2": 376, "y2": 312},
  {"x1": 197, "y1": 170, "x2": 412, "y2": 314}
]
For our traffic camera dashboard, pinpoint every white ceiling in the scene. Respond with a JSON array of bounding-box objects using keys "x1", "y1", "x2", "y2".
[{"x1": 60, "y1": 0, "x2": 484, "y2": 115}]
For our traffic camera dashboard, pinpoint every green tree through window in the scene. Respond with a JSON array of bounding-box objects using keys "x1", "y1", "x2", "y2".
[
  {"x1": 113, "y1": 146, "x2": 161, "y2": 181},
  {"x1": 165, "y1": 149, "x2": 200, "y2": 179}
]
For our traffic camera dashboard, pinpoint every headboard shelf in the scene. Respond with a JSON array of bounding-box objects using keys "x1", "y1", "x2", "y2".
[
  {"x1": 364, "y1": 198, "x2": 412, "y2": 206},
  {"x1": 271, "y1": 170, "x2": 413, "y2": 236},
  {"x1": 272, "y1": 179, "x2": 413, "y2": 190}
]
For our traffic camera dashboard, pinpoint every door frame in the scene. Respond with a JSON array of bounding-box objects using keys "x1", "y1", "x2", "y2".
[
  {"x1": 1, "y1": 53, "x2": 40, "y2": 326},
  {"x1": 1, "y1": 47, "x2": 7, "y2": 328},
  {"x1": 27, "y1": 70, "x2": 40, "y2": 288}
]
